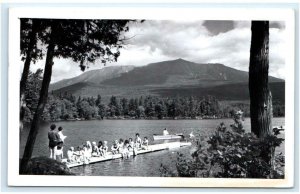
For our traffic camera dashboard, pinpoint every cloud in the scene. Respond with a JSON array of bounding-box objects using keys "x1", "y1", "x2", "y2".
[{"x1": 23, "y1": 20, "x2": 286, "y2": 82}]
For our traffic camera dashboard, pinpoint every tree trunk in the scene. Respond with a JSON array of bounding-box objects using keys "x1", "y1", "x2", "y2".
[
  {"x1": 249, "y1": 21, "x2": 272, "y2": 138},
  {"x1": 20, "y1": 20, "x2": 38, "y2": 132},
  {"x1": 20, "y1": 22, "x2": 58, "y2": 174}
]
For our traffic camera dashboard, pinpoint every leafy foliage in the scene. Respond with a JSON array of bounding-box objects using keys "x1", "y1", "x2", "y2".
[
  {"x1": 23, "y1": 69, "x2": 43, "y2": 122},
  {"x1": 20, "y1": 19, "x2": 45, "y2": 63},
  {"x1": 160, "y1": 113, "x2": 285, "y2": 178}
]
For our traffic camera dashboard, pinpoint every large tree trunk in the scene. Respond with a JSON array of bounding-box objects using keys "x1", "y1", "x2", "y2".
[
  {"x1": 20, "y1": 20, "x2": 38, "y2": 132},
  {"x1": 249, "y1": 21, "x2": 274, "y2": 177},
  {"x1": 20, "y1": 22, "x2": 58, "y2": 174},
  {"x1": 249, "y1": 21, "x2": 272, "y2": 138}
]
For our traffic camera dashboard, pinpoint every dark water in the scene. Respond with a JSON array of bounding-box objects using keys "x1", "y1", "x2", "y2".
[{"x1": 20, "y1": 118, "x2": 285, "y2": 176}]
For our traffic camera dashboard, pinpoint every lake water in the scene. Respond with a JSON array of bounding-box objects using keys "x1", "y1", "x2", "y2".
[{"x1": 20, "y1": 118, "x2": 285, "y2": 176}]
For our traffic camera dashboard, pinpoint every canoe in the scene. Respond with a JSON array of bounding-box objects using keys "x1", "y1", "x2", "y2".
[
  {"x1": 153, "y1": 134, "x2": 184, "y2": 140},
  {"x1": 63, "y1": 141, "x2": 191, "y2": 168}
]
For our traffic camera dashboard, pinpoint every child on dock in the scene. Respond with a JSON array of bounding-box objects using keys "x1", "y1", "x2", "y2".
[
  {"x1": 67, "y1": 147, "x2": 75, "y2": 163},
  {"x1": 141, "y1": 137, "x2": 149, "y2": 150},
  {"x1": 102, "y1": 141, "x2": 108, "y2": 156},
  {"x1": 82, "y1": 145, "x2": 91, "y2": 164},
  {"x1": 85, "y1": 141, "x2": 92, "y2": 158},
  {"x1": 118, "y1": 139, "x2": 124, "y2": 153},
  {"x1": 91, "y1": 141, "x2": 100, "y2": 156},
  {"x1": 122, "y1": 140, "x2": 130, "y2": 159},
  {"x1": 135, "y1": 133, "x2": 142, "y2": 149},
  {"x1": 73, "y1": 146, "x2": 83, "y2": 163},
  {"x1": 55, "y1": 142, "x2": 64, "y2": 162},
  {"x1": 128, "y1": 138, "x2": 135, "y2": 152},
  {"x1": 111, "y1": 140, "x2": 120, "y2": 154},
  {"x1": 98, "y1": 141, "x2": 104, "y2": 156}
]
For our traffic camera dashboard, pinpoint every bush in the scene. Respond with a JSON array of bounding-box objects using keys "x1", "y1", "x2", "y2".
[{"x1": 160, "y1": 113, "x2": 285, "y2": 178}]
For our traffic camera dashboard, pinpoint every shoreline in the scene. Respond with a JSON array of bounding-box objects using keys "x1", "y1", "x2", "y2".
[{"x1": 39, "y1": 116, "x2": 285, "y2": 123}]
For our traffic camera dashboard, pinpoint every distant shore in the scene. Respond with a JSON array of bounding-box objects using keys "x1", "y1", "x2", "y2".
[{"x1": 43, "y1": 116, "x2": 285, "y2": 123}]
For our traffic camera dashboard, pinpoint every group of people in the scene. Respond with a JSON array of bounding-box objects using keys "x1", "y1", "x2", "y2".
[
  {"x1": 66, "y1": 133, "x2": 149, "y2": 164},
  {"x1": 47, "y1": 125, "x2": 149, "y2": 164},
  {"x1": 48, "y1": 124, "x2": 67, "y2": 162}
]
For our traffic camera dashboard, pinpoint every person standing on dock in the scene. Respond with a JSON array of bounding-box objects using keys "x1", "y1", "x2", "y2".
[
  {"x1": 55, "y1": 126, "x2": 67, "y2": 162},
  {"x1": 57, "y1": 126, "x2": 67, "y2": 143},
  {"x1": 48, "y1": 124, "x2": 60, "y2": 159}
]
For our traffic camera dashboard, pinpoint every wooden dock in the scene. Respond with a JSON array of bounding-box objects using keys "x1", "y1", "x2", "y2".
[{"x1": 64, "y1": 141, "x2": 192, "y2": 168}]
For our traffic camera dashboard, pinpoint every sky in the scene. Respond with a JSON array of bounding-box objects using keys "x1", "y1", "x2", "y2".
[{"x1": 24, "y1": 20, "x2": 286, "y2": 83}]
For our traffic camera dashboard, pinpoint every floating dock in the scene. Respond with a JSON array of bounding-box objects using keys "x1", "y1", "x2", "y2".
[{"x1": 64, "y1": 141, "x2": 192, "y2": 168}]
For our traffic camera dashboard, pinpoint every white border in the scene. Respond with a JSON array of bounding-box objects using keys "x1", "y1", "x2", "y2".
[{"x1": 8, "y1": 7, "x2": 295, "y2": 187}]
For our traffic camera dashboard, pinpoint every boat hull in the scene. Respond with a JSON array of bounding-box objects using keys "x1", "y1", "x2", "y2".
[{"x1": 153, "y1": 134, "x2": 183, "y2": 140}]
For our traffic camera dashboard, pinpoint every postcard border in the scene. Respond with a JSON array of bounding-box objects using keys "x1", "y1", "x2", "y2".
[{"x1": 8, "y1": 7, "x2": 295, "y2": 187}]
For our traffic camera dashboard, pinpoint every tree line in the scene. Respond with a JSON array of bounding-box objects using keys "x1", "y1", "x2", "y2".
[{"x1": 23, "y1": 69, "x2": 285, "y2": 123}]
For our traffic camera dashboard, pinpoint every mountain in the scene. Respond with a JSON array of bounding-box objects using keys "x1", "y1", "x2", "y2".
[
  {"x1": 51, "y1": 59, "x2": 284, "y2": 103},
  {"x1": 101, "y1": 58, "x2": 283, "y2": 87},
  {"x1": 49, "y1": 65, "x2": 135, "y2": 91}
]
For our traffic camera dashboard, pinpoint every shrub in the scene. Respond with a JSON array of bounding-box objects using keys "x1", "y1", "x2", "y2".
[{"x1": 160, "y1": 113, "x2": 285, "y2": 178}]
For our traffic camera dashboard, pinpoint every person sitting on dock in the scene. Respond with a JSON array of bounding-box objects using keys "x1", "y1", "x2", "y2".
[
  {"x1": 82, "y1": 144, "x2": 91, "y2": 164},
  {"x1": 102, "y1": 141, "x2": 108, "y2": 156},
  {"x1": 54, "y1": 141, "x2": 64, "y2": 162},
  {"x1": 91, "y1": 141, "x2": 100, "y2": 156},
  {"x1": 85, "y1": 141, "x2": 92, "y2": 158},
  {"x1": 118, "y1": 138, "x2": 124, "y2": 153},
  {"x1": 122, "y1": 140, "x2": 130, "y2": 159},
  {"x1": 98, "y1": 141, "x2": 104, "y2": 156},
  {"x1": 141, "y1": 137, "x2": 149, "y2": 150},
  {"x1": 67, "y1": 147, "x2": 75, "y2": 163},
  {"x1": 73, "y1": 146, "x2": 83, "y2": 163},
  {"x1": 163, "y1": 128, "x2": 169, "y2": 136},
  {"x1": 135, "y1": 133, "x2": 142, "y2": 149},
  {"x1": 128, "y1": 138, "x2": 135, "y2": 151},
  {"x1": 111, "y1": 140, "x2": 120, "y2": 154}
]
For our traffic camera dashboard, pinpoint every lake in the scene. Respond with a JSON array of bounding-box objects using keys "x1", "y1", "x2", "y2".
[{"x1": 20, "y1": 118, "x2": 285, "y2": 176}]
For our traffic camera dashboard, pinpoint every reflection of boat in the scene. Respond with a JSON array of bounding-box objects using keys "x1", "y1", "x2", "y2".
[
  {"x1": 153, "y1": 134, "x2": 184, "y2": 140},
  {"x1": 64, "y1": 141, "x2": 191, "y2": 168}
]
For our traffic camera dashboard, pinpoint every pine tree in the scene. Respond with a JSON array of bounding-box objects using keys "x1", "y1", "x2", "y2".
[{"x1": 20, "y1": 19, "x2": 133, "y2": 173}]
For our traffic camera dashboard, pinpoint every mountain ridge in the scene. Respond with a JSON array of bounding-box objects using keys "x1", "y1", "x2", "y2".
[
  {"x1": 50, "y1": 65, "x2": 134, "y2": 91},
  {"x1": 50, "y1": 58, "x2": 284, "y2": 103},
  {"x1": 101, "y1": 58, "x2": 283, "y2": 86}
]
